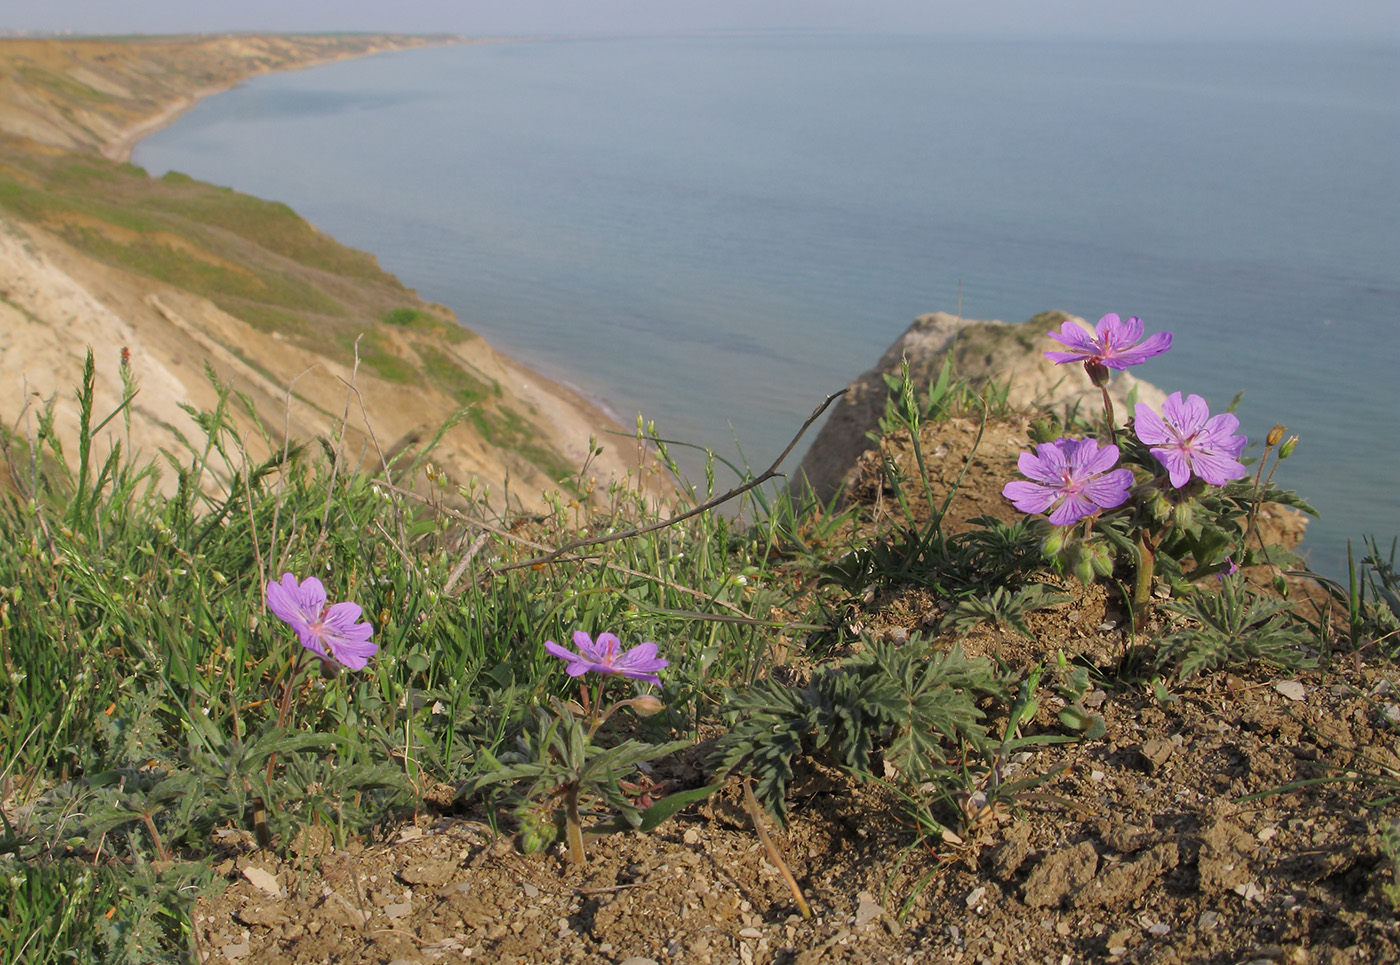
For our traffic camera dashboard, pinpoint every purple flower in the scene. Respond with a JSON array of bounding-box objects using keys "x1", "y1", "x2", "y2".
[
  {"x1": 1044, "y1": 313, "x2": 1173, "y2": 370},
  {"x1": 1002, "y1": 437, "x2": 1135, "y2": 526},
  {"x1": 545, "y1": 631, "x2": 668, "y2": 685},
  {"x1": 266, "y1": 573, "x2": 378, "y2": 671},
  {"x1": 1134, "y1": 392, "x2": 1248, "y2": 488}
]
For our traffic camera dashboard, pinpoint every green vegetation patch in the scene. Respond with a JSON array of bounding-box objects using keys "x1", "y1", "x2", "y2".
[
  {"x1": 383, "y1": 306, "x2": 470, "y2": 344},
  {"x1": 0, "y1": 146, "x2": 466, "y2": 353},
  {"x1": 417, "y1": 343, "x2": 497, "y2": 406},
  {"x1": 349, "y1": 329, "x2": 418, "y2": 384}
]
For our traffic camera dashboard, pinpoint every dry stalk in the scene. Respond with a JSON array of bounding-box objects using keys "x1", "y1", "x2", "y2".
[
  {"x1": 490, "y1": 389, "x2": 846, "y2": 575},
  {"x1": 742, "y1": 777, "x2": 811, "y2": 919}
]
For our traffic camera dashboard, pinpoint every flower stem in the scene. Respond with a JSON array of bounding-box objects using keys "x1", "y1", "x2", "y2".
[
  {"x1": 562, "y1": 783, "x2": 586, "y2": 866},
  {"x1": 1243, "y1": 437, "x2": 1280, "y2": 554},
  {"x1": 1098, "y1": 384, "x2": 1118, "y2": 450},
  {"x1": 264, "y1": 651, "x2": 308, "y2": 785},
  {"x1": 1132, "y1": 530, "x2": 1156, "y2": 615}
]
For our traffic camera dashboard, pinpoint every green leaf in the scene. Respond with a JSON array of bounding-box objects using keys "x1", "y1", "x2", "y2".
[{"x1": 635, "y1": 781, "x2": 723, "y2": 833}]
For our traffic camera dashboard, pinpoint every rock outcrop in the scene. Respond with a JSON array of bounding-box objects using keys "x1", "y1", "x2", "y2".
[{"x1": 794, "y1": 311, "x2": 1166, "y2": 502}]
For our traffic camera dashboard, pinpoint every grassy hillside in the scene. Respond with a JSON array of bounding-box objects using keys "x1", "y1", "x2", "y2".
[{"x1": 0, "y1": 143, "x2": 450, "y2": 353}]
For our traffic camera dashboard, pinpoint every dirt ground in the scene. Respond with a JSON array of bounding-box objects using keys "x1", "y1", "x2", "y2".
[{"x1": 194, "y1": 417, "x2": 1400, "y2": 964}]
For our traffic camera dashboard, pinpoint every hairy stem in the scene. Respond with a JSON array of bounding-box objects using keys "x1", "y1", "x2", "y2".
[
  {"x1": 563, "y1": 784, "x2": 586, "y2": 866},
  {"x1": 1133, "y1": 530, "x2": 1156, "y2": 615},
  {"x1": 1099, "y1": 384, "x2": 1118, "y2": 450},
  {"x1": 140, "y1": 810, "x2": 169, "y2": 863}
]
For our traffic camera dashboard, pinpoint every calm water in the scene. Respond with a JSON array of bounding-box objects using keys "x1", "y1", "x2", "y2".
[{"x1": 134, "y1": 35, "x2": 1400, "y2": 576}]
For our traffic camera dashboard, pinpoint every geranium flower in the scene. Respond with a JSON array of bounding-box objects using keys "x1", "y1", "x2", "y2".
[
  {"x1": 1134, "y1": 392, "x2": 1248, "y2": 488},
  {"x1": 1044, "y1": 313, "x2": 1172, "y2": 369},
  {"x1": 266, "y1": 573, "x2": 378, "y2": 671},
  {"x1": 1002, "y1": 437, "x2": 1134, "y2": 526},
  {"x1": 545, "y1": 631, "x2": 667, "y2": 685}
]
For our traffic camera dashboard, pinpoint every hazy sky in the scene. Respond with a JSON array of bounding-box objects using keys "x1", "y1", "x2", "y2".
[{"x1": 6, "y1": 1, "x2": 1399, "y2": 44}]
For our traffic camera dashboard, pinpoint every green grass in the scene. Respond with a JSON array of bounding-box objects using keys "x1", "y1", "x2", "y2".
[
  {"x1": 417, "y1": 343, "x2": 497, "y2": 405},
  {"x1": 0, "y1": 360, "x2": 805, "y2": 961},
  {"x1": 383, "y1": 306, "x2": 472, "y2": 344}
]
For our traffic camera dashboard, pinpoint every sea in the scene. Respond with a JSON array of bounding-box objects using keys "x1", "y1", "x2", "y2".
[{"x1": 132, "y1": 34, "x2": 1400, "y2": 578}]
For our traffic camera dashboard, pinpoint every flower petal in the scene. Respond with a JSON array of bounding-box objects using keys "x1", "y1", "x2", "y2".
[
  {"x1": 1102, "y1": 313, "x2": 1144, "y2": 347},
  {"x1": 1162, "y1": 393, "x2": 1209, "y2": 435},
  {"x1": 1081, "y1": 468, "x2": 1134, "y2": 510},
  {"x1": 1069, "y1": 439, "x2": 1120, "y2": 477},
  {"x1": 322, "y1": 600, "x2": 366, "y2": 631},
  {"x1": 592, "y1": 632, "x2": 622, "y2": 663},
  {"x1": 1043, "y1": 349, "x2": 1093, "y2": 364},
  {"x1": 1199, "y1": 412, "x2": 1244, "y2": 449},
  {"x1": 327, "y1": 635, "x2": 378, "y2": 671},
  {"x1": 546, "y1": 639, "x2": 581, "y2": 662},
  {"x1": 1187, "y1": 448, "x2": 1248, "y2": 486},
  {"x1": 571, "y1": 630, "x2": 606, "y2": 661},
  {"x1": 1150, "y1": 446, "x2": 1194, "y2": 488},
  {"x1": 1047, "y1": 493, "x2": 1096, "y2": 526},
  {"x1": 267, "y1": 573, "x2": 324, "y2": 630},
  {"x1": 1003, "y1": 480, "x2": 1058, "y2": 515},
  {"x1": 1046, "y1": 321, "x2": 1098, "y2": 354},
  {"x1": 1120, "y1": 329, "x2": 1172, "y2": 362},
  {"x1": 1133, "y1": 404, "x2": 1172, "y2": 446},
  {"x1": 1093, "y1": 313, "x2": 1123, "y2": 342},
  {"x1": 1017, "y1": 450, "x2": 1061, "y2": 486}
]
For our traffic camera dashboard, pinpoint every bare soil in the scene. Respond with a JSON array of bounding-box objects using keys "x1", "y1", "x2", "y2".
[{"x1": 194, "y1": 417, "x2": 1400, "y2": 964}]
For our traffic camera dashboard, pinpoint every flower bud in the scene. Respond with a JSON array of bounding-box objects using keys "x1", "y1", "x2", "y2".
[
  {"x1": 1042, "y1": 528, "x2": 1066, "y2": 556},
  {"x1": 1090, "y1": 545, "x2": 1114, "y2": 577},
  {"x1": 1028, "y1": 418, "x2": 1057, "y2": 445},
  {"x1": 1266, "y1": 424, "x2": 1285, "y2": 447},
  {"x1": 516, "y1": 803, "x2": 559, "y2": 854},
  {"x1": 629, "y1": 695, "x2": 665, "y2": 717},
  {"x1": 1083, "y1": 359, "x2": 1110, "y2": 388},
  {"x1": 1171, "y1": 499, "x2": 1194, "y2": 531},
  {"x1": 1279, "y1": 436, "x2": 1298, "y2": 459}
]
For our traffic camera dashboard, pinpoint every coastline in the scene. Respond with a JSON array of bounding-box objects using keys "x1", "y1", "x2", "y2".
[
  {"x1": 100, "y1": 85, "x2": 224, "y2": 162},
  {"x1": 100, "y1": 35, "x2": 471, "y2": 163}
]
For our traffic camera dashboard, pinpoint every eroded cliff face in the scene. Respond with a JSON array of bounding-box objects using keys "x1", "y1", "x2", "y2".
[{"x1": 0, "y1": 36, "x2": 660, "y2": 513}]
